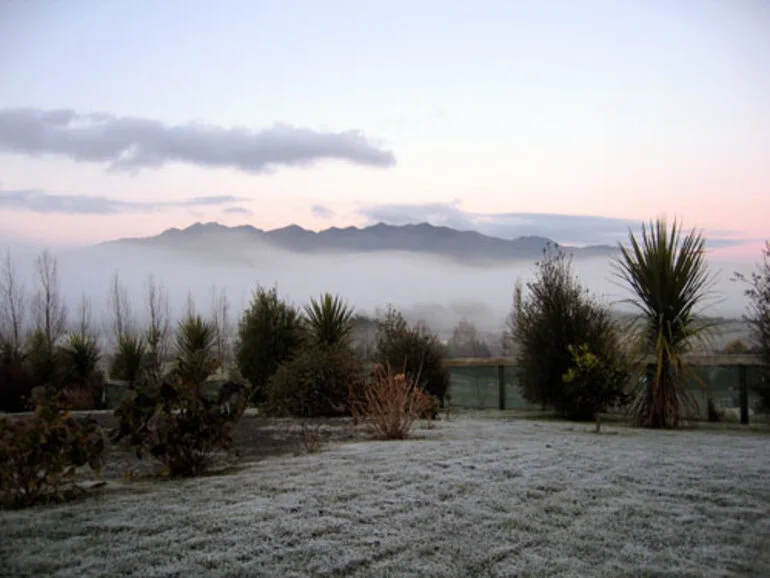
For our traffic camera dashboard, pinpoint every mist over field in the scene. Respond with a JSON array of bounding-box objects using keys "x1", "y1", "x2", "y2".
[{"x1": 0, "y1": 231, "x2": 756, "y2": 341}]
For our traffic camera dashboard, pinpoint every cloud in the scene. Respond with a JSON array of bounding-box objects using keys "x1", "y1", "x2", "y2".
[
  {"x1": 357, "y1": 201, "x2": 754, "y2": 248},
  {"x1": 311, "y1": 204, "x2": 335, "y2": 219},
  {"x1": 0, "y1": 108, "x2": 396, "y2": 174},
  {"x1": 223, "y1": 206, "x2": 254, "y2": 216},
  {"x1": 0, "y1": 189, "x2": 246, "y2": 215}
]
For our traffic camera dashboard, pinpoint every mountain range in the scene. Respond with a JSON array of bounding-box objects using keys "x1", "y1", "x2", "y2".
[{"x1": 107, "y1": 221, "x2": 618, "y2": 262}]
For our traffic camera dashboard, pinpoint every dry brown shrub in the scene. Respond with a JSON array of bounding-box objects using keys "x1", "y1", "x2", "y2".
[
  {"x1": 298, "y1": 420, "x2": 323, "y2": 453},
  {"x1": 357, "y1": 364, "x2": 436, "y2": 440}
]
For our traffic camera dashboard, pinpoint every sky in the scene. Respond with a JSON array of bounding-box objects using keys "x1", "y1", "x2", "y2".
[{"x1": 0, "y1": 0, "x2": 769, "y2": 258}]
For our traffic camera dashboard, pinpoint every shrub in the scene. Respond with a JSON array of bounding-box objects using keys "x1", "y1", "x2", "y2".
[
  {"x1": 267, "y1": 343, "x2": 364, "y2": 417},
  {"x1": 560, "y1": 344, "x2": 629, "y2": 421},
  {"x1": 112, "y1": 314, "x2": 242, "y2": 478},
  {"x1": 173, "y1": 314, "x2": 220, "y2": 391},
  {"x1": 235, "y1": 286, "x2": 306, "y2": 403},
  {"x1": 736, "y1": 241, "x2": 770, "y2": 411},
  {"x1": 109, "y1": 333, "x2": 148, "y2": 389},
  {"x1": 0, "y1": 344, "x2": 35, "y2": 412},
  {"x1": 375, "y1": 307, "x2": 450, "y2": 405},
  {"x1": 112, "y1": 379, "x2": 247, "y2": 477},
  {"x1": 1, "y1": 332, "x2": 105, "y2": 412},
  {"x1": 724, "y1": 339, "x2": 750, "y2": 355},
  {"x1": 0, "y1": 391, "x2": 105, "y2": 508},
  {"x1": 59, "y1": 333, "x2": 105, "y2": 410},
  {"x1": 356, "y1": 364, "x2": 437, "y2": 440},
  {"x1": 26, "y1": 329, "x2": 61, "y2": 389},
  {"x1": 511, "y1": 245, "x2": 622, "y2": 414}
]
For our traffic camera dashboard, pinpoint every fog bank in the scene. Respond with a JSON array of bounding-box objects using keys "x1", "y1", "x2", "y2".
[{"x1": 0, "y1": 234, "x2": 753, "y2": 341}]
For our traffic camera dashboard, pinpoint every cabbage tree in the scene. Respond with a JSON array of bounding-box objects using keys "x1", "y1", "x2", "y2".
[{"x1": 614, "y1": 218, "x2": 715, "y2": 428}]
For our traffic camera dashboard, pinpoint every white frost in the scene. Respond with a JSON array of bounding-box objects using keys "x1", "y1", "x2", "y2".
[{"x1": 2, "y1": 416, "x2": 769, "y2": 577}]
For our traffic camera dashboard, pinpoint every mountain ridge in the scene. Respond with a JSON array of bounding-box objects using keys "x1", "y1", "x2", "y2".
[{"x1": 104, "y1": 221, "x2": 619, "y2": 262}]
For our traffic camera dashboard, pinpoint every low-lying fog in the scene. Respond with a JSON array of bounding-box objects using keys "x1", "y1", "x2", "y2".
[{"x1": 1, "y1": 233, "x2": 757, "y2": 339}]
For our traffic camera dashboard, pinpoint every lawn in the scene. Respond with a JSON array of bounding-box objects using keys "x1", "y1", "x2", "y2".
[{"x1": 2, "y1": 415, "x2": 769, "y2": 577}]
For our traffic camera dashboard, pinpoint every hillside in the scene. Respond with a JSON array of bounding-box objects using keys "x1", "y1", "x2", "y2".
[{"x1": 106, "y1": 221, "x2": 618, "y2": 263}]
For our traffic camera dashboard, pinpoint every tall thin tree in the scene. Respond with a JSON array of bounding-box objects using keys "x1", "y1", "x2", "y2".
[
  {"x1": 33, "y1": 250, "x2": 67, "y2": 353},
  {"x1": 0, "y1": 249, "x2": 27, "y2": 351},
  {"x1": 145, "y1": 274, "x2": 171, "y2": 382}
]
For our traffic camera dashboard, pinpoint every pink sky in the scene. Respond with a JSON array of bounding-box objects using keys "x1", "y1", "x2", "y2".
[{"x1": 1, "y1": 1, "x2": 768, "y2": 261}]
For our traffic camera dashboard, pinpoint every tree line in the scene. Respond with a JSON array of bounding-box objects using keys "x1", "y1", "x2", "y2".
[{"x1": 2, "y1": 218, "x2": 770, "y2": 429}]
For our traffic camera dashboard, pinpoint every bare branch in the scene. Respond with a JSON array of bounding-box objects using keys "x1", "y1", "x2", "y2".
[
  {"x1": 184, "y1": 290, "x2": 197, "y2": 319},
  {"x1": 447, "y1": 319, "x2": 491, "y2": 358},
  {"x1": 75, "y1": 292, "x2": 94, "y2": 338},
  {"x1": 145, "y1": 273, "x2": 171, "y2": 377},
  {"x1": 107, "y1": 271, "x2": 132, "y2": 345},
  {"x1": 33, "y1": 249, "x2": 67, "y2": 350},
  {"x1": 0, "y1": 249, "x2": 27, "y2": 350},
  {"x1": 209, "y1": 284, "x2": 232, "y2": 366},
  {"x1": 502, "y1": 279, "x2": 523, "y2": 355}
]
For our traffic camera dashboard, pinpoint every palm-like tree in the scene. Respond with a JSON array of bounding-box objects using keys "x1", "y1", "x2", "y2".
[
  {"x1": 304, "y1": 293, "x2": 354, "y2": 347},
  {"x1": 174, "y1": 314, "x2": 220, "y2": 390},
  {"x1": 614, "y1": 218, "x2": 715, "y2": 428},
  {"x1": 60, "y1": 333, "x2": 101, "y2": 389},
  {"x1": 110, "y1": 333, "x2": 147, "y2": 389}
]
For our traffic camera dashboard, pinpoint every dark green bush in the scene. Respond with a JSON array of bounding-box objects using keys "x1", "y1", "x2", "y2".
[
  {"x1": 0, "y1": 343, "x2": 35, "y2": 412},
  {"x1": 59, "y1": 333, "x2": 106, "y2": 410},
  {"x1": 560, "y1": 344, "x2": 628, "y2": 420},
  {"x1": 511, "y1": 245, "x2": 624, "y2": 416},
  {"x1": 0, "y1": 391, "x2": 105, "y2": 508},
  {"x1": 375, "y1": 307, "x2": 450, "y2": 405},
  {"x1": 113, "y1": 312, "x2": 244, "y2": 477},
  {"x1": 26, "y1": 329, "x2": 61, "y2": 390},
  {"x1": 235, "y1": 286, "x2": 306, "y2": 403},
  {"x1": 112, "y1": 379, "x2": 247, "y2": 477},
  {"x1": 1, "y1": 330, "x2": 106, "y2": 412},
  {"x1": 268, "y1": 343, "x2": 364, "y2": 417}
]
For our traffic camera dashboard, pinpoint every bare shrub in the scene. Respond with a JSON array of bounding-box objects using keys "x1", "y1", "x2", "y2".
[
  {"x1": 299, "y1": 420, "x2": 323, "y2": 453},
  {"x1": 358, "y1": 365, "x2": 436, "y2": 440}
]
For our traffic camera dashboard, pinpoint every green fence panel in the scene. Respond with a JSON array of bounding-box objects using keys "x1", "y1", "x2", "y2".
[{"x1": 448, "y1": 366, "x2": 499, "y2": 409}]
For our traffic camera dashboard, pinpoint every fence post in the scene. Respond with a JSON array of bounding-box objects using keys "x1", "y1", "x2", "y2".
[
  {"x1": 498, "y1": 365, "x2": 506, "y2": 410},
  {"x1": 739, "y1": 364, "x2": 749, "y2": 425}
]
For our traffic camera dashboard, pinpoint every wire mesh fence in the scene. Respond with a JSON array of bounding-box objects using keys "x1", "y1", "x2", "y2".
[{"x1": 446, "y1": 356, "x2": 769, "y2": 423}]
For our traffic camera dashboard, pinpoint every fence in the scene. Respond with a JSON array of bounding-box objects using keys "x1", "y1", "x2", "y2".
[
  {"x1": 445, "y1": 354, "x2": 768, "y2": 424},
  {"x1": 102, "y1": 355, "x2": 767, "y2": 424}
]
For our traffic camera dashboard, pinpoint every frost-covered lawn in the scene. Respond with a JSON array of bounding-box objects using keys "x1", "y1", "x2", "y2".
[{"x1": 2, "y1": 416, "x2": 769, "y2": 577}]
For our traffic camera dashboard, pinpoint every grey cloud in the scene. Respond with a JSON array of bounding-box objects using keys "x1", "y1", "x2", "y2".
[
  {"x1": 0, "y1": 108, "x2": 396, "y2": 173},
  {"x1": 223, "y1": 206, "x2": 254, "y2": 216},
  {"x1": 0, "y1": 189, "x2": 246, "y2": 215},
  {"x1": 358, "y1": 202, "x2": 754, "y2": 248},
  {"x1": 311, "y1": 204, "x2": 335, "y2": 219}
]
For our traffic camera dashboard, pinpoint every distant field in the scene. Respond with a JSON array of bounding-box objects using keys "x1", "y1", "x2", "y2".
[{"x1": 2, "y1": 415, "x2": 769, "y2": 577}]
